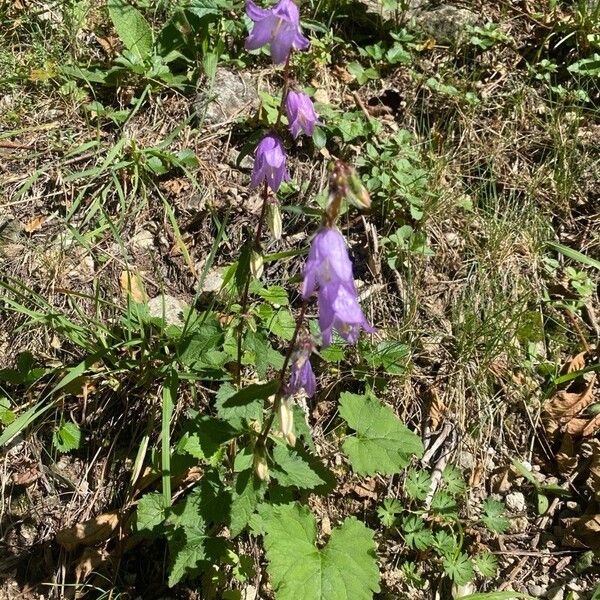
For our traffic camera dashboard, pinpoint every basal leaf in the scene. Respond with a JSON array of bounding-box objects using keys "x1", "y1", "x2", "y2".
[
  {"x1": 261, "y1": 503, "x2": 380, "y2": 600},
  {"x1": 339, "y1": 392, "x2": 423, "y2": 476},
  {"x1": 107, "y1": 0, "x2": 153, "y2": 61},
  {"x1": 136, "y1": 492, "x2": 168, "y2": 536}
]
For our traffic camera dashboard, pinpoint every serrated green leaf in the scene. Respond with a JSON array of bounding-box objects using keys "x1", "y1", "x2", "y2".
[
  {"x1": 167, "y1": 525, "x2": 208, "y2": 587},
  {"x1": 215, "y1": 381, "x2": 276, "y2": 429},
  {"x1": 481, "y1": 498, "x2": 510, "y2": 534},
  {"x1": 339, "y1": 392, "x2": 423, "y2": 476},
  {"x1": 176, "y1": 416, "x2": 237, "y2": 460},
  {"x1": 432, "y1": 530, "x2": 457, "y2": 557},
  {"x1": 257, "y1": 285, "x2": 289, "y2": 306},
  {"x1": 473, "y1": 551, "x2": 498, "y2": 577},
  {"x1": 136, "y1": 492, "x2": 167, "y2": 536},
  {"x1": 405, "y1": 468, "x2": 431, "y2": 501},
  {"x1": 443, "y1": 552, "x2": 474, "y2": 585},
  {"x1": 442, "y1": 465, "x2": 466, "y2": 496},
  {"x1": 53, "y1": 421, "x2": 81, "y2": 452},
  {"x1": 401, "y1": 515, "x2": 433, "y2": 550},
  {"x1": 261, "y1": 503, "x2": 380, "y2": 600},
  {"x1": 377, "y1": 498, "x2": 402, "y2": 528},
  {"x1": 230, "y1": 469, "x2": 266, "y2": 537},
  {"x1": 431, "y1": 491, "x2": 458, "y2": 519},
  {"x1": 271, "y1": 440, "x2": 327, "y2": 490},
  {"x1": 107, "y1": 0, "x2": 153, "y2": 61},
  {"x1": 170, "y1": 470, "x2": 230, "y2": 529}
]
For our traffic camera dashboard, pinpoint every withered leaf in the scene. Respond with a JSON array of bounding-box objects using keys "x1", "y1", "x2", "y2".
[
  {"x1": 23, "y1": 216, "x2": 46, "y2": 233},
  {"x1": 119, "y1": 270, "x2": 148, "y2": 304},
  {"x1": 562, "y1": 513, "x2": 600, "y2": 548},
  {"x1": 556, "y1": 432, "x2": 578, "y2": 475},
  {"x1": 75, "y1": 547, "x2": 110, "y2": 583},
  {"x1": 56, "y1": 510, "x2": 122, "y2": 551}
]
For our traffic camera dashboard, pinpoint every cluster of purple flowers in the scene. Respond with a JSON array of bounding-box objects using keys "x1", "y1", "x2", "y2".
[
  {"x1": 244, "y1": 1, "x2": 373, "y2": 402},
  {"x1": 245, "y1": 0, "x2": 318, "y2": 193}
]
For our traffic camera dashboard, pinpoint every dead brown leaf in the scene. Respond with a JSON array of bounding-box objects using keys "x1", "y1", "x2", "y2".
[
  {"x1": 96, "y1": 35, "x2": 120, "y2": 58},
  {"x1": 23, "y1": 216, "x2": 46, "y2": 233},
  {"x1": 543, "y1": 375, "x2": 596, "y2": 439},
  {"x1": 56, "y1": 510, "x2": 122, "y2": 551},
  {"x1": 75, "y1": 547, "x2": 110, "y2": 583},
  {"x1": 556, "y1": 432, "x2": 578, "y2": 475},
  {"x1": 11, "y1": 466, "x2": 40, "y2": 486},
  {"x1": 565, "y1": 351, "x2": 587, "y2": 374},
  {"x1": 119, "y1": 270, "x2": 148, "y2": 304},
  {"x1": 562, "y1": 512, "x2": 600, "y2": 548},
  {"x1": 426, "y1": 387, "x2": 446, "y2": 432},
  {"x1": 583, "y1": 412, "x2": 600, "y2": 437}
]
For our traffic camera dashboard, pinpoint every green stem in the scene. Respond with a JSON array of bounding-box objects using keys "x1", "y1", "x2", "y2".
[{"x1": 161, "y1": 370, "x2": 178, "y2": 506}]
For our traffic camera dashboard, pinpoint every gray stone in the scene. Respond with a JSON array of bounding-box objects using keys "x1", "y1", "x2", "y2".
[
  {"x1": 414, "y1": 5, "x2": 478, "y2": 45},
  {"x1": 506, "y1": 491, "x2": 527, "y2": 513},
  {"x1": 196, "y1": 68, "x2": 259, "y2": 126},
  {"x1": 148, "y1": 295, "x2": 185, "y2": 327},
  {"x1": 197, "y1": 266, "x2": 226, "y2": 294}
]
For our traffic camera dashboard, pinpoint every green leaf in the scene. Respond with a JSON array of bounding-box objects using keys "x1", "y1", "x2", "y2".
[
  {"x1": 442, "y1": 465, "x2": 466, "y2": 496},
  {"x1": 271, "y1": 440, "x2": 327, "y2": 490},
  {"x1": 405, "y1": 468, "x2": 431, "y2": 501},
  {"x1": 432, "y1": 530, "x2": 457, "y2": 557},
  {"x1": 377, "y1": 498, "x2": 402, "y2": 528},
  {"x1": 339, "y1": 392, "x2": 423, "y2": 476},
  {"x1": 547, "y1": 241, "x2": 600, "y2": 270},
  {"x1": 257, "y1": 285, "x2": 289, "y2": 306},
  {"x1": 177, "y1": 416, "x2": 237, "y2": 460},
  {"x1": 215, "y1": 381, "x2": 276, "y2": 430},
  {"x1": 481, "y1": 498, "x2": 510, "y2": 534},
  {"x1": 431, "y1": 491, "x2": 458, "y2": 519},
  {"x1": 53, "y1": 421, "x2": 81, "y2": 452},
  {"x1": 136, "y1": 492, "x2": 168, "y2": 536},
  {"x1": 401, "y1": 515, "x2": 433, "y2": 550},
  {"x1": 261, "y1": 503, "x2": 380, "y2": 600},
  {"x1": 107, "y1": 0, "x2": 153, "y2": 61},
  {"x1": 167, "y1": 525, "x2": 209, "y2": 587},
  {"x1": 230, "y1": 469, "x2": 266, "y2": 537},
  {"x1": 443, "y1": 552, "x2": 474, "y2": 585},
  {"x1": 473, "y1": 551, "x2": 498, "y2": 577}
]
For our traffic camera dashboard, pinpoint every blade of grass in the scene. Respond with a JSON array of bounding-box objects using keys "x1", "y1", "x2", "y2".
[
  {"x1": 547, "y1": 241, "x2": 600, "y2": 270},
  {"x1": 161, "y1": 370, "x2": 178, "y2": 506}
]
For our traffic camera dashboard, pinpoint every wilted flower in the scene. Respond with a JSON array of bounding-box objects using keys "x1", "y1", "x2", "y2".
[
  {"x1": 245, "y1": 0, "x2": 310, "y2": 65},
  {"x1": 285, "y1": 90, "x2": 318, "y2": 138},
  {"x1": 286, "y1": 336, "x2": 316, "y2": 397},
  {"x1": 303, "y1": 227, "x2": 374, "y2": 346},
  {"x1": 250, "y1": 134, "x2": 290, "y2": 192},
  {"x1": 266, "y1": 198, "x2": 282, "y2": 240}
]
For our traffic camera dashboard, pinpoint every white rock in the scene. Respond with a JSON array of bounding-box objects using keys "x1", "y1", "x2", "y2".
[
  {"x1": 506, "y1": 491, "x2": 527, "y2": 513},
  {"x1": 148, "y1": 295, "x2": 185, "y2": 327}
]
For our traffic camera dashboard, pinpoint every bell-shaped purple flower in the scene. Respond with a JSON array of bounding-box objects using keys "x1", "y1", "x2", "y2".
[
  {"x1": 245, "y1": 0, "x2": 310, "y2": 65},
  {"x1": 285, "y1": 90, "x2": 319, "y2": 138},
  {"x1": 286, "y1": 337, "x2": 316, "y2": 397},
  {"x1": 317, "y1": 282, "x2": 374, "y2": 346},
  {"x1": 303, "y1": 228, "x2": 374, "y2": 347},
  {"x1": 250, "y1": 134, "x2": 290, "y2": 192}
]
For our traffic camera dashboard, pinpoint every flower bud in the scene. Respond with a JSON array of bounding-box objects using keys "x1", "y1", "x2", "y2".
[
  {"x1": 279, "y1": 398, "x2": 294, "y2": 438},
  {"x1": 266, "y1": 200, "x2": 282, "y2": 240},
  {"x1": 250, "y1": 251, "x2": 264, "y2": 280},
  {"x1": 347, "y1": 169, "x2": 371, "y2": 210},
  {"x1": 254, "y1": 446, "x2": 269, "y2": 481}
]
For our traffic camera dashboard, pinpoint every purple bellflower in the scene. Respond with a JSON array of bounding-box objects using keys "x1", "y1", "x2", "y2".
[
  {"x1": 303, "y1": 227, "x2": 374, "y2": 346},
  {"x1": 286, "y1": 337, "x2": 316, "y2": 397},
  {"x1": 285, "y1": 90, "x2": 319, "y2": 138},
  {"x1": 250, "y1": 134, "x2": 290, "y2": 192},
  {"x1": 245, "y1": 0, "x2": 310, "y2": 65}
]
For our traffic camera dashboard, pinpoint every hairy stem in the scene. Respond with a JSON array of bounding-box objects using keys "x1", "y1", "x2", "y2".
[{"x1": 257, "y1": 300, "x2": 308, "y2": 445}]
